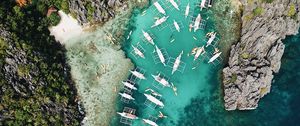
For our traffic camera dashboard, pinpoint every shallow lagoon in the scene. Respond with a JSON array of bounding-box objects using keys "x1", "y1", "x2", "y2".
[{"x1": 112, "y1": 0, "x2": 300, "y2": 125}]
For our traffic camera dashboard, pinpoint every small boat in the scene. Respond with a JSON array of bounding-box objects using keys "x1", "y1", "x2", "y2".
[
  {"x1": 151, "y1": 16, "x2": 169, "y2": 28},
  {"x1": 170, "y1": 39, "x2": 175, "y2": 43},
  {"x1": 208, "y1": 52, "x2": 222, "y2": 63},
  {"x1": 172, "y1": 51, "x2": 183, "y2": 74},
  {"x1": 169, "y1": 0, "x2": 180, "y2": 10},
  {"x1": 127, "y1": 31, "x2": 132, "y2": 40},
  {"x1": 132, "y1": 45, "x2": 145, "y2": 59},
  {"x1": 185, "y1": 3, "x2": 190, "y2": 18},
  {"x1": 189, "y1": 24, "x2": 193, "y2": 32},
  {"x1": 122, "y1": 81, "x2": 137, "y2": 90},
  {"x1": 130, "y1": 70, "x2": 146, "y2": 79},
  {"x1": 142, "y1": 30, "x2": 154, "y2": 45},
  {"x1": 155, "y1": 45, "x2": 166, "y2": 66},
  {"x1": 117, "y1": 112, "x2": 138, "y2": 120},
  {"x1": 144, "y1": 93, "x2": 164, "y2": 108},
  {"x1": 173, "y1": 20, "x2": 180, "y2": 32},
  {"x1": 193, "y1": 36, "x2": 197, "y2": 40},
  {"x1": 200, "y1": 0, "x2": 206, "y2": 10},
  {"x1": 206, "y1": 32, "x2": 216, "y2": 47},
  {"x1": 119, "y1": 92, "x2": 135, "y2": 100},
  {"x1": 143, "y1": 119, "x2": 158, "y2": 126},
  {"x1": 194, "y1": 46, "x2": 205, "y2": 61},
  {"x1": 194, "y1": 14, "x2": 201, "y2": 32},
  {"x1": 152, "y1": 73, "x2": 171, "y2": 87},
  {"x1": 153, "y1": 1, "x2": 166, "y2": 15}
]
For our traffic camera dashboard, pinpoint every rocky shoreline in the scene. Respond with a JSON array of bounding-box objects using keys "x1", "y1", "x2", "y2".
[{"x1": 223, "y1": 0, "x2": 300, "y2": 110}]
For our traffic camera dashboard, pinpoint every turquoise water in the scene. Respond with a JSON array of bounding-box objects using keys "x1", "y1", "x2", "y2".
[{"x1": 112, "y1": 0, "x2": 300, "y2": 125}]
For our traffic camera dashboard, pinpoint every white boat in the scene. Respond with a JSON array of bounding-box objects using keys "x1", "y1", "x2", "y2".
[
  {"x1": 200, "y1": 0, "x2": 206, "y2": 10},
  {"x1": 127, "y1": 30, "x2": 132, "y2": 40},
  {"x1": 194, "y1": 14, "x2": 201, "y2": 32},
  {"x1": 194, "y1": 46, "x2": 205, "y2": 61},
  {"x1": 152, "y1": 74, "x2": 171, "y2": 87},
  {"x1": 153, "y1": 1, "x2": 166, "y2": 15},
  {"x1": 169, "y1": 0, "x2": 180, "y2": 10},
  {"x1": 122, "y1": 81, "x2": 137, "y2": 90},
  {"x1": 185, "y1": 3, "x2": 190, "y2": 18},
  {"x1": 206, "y1": 32, "x2": 216, "y2": 47},
  {"x1": 117, "y1": 112, "x2": 138, "y2": 120},
  {"x1": 172, "y1": 51, "x2": 183, "y2": 74},
  {"x1": 143, "y1": 119, "x2": 159, "y2": 126},
  {"x1": 142, "y1": 30, "x2": 154, "y2": 45},
  {"x1": 130, "y1": 70, "x2": 146, "y2": 80},
  {"x1": 132, "y1": 45, "x2": 145, "y2": 58},
  {"x1": 173, "y1": 20, "x2": 180, "y2": 32},
  {"x1": 208, "y1": 52, "x2": 222, "y2": 63},
  {"x1": 155, "y1": 45, "x2": 166, "y2": 66},
  {"x1": 119, "y1": 92, "x2": 135, "y2": 100},
  {"x1": 144, "y1": 93, "x2": 164, "y2": 108},
  {"x1": 151, "y1": 16, "x2": 169, "y2": 28}
]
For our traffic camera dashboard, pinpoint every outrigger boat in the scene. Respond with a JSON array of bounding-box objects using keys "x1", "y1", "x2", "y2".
[
  {"x1": 172, "y1": 51, "x2": 183, "y2": 74},
  {"x1": 142, "y1": 30, "x2": 155, "y2": 45},
  {"x1": 117, "y1": 112, "x2": 138, "y2": 120},
  {"x1": 200, "y1": 0, "x2": 206, "y2": 10},
  {"x1": 208, "y1": 52, "x2": 222, "y2": 63},
  {"x1": 122, "y1": 81, "x2": 137, "y2": 90},
  {"x1": 153, "y1": 1, "x2": 166, "y2": 15},
  {"x1": 206, "y1": 32, "x2": 216, "y2": 47},
  {"x1": 151, "y1": 16, "x2": 169, "y2": 28},
  {"x1": 152, "y1": 73, "x2": 171, "y2": 87},
  {"x1": 143, "y1": 119, "x2": 159, "y2": 126},
  {"x1": 194, "y1": 46, "x2": 205, "y2": 61},
  {"x1": 132, "y1": 45, "x2": 145, "y2": 59},
  {"x1": 173, "y1": 20, "x2": 180, "y2": 32},
  {"x1": 169, "y1": 0, "x2": 180, "y2": 10},
  {"x1": 194, "y1": 14, "x2": 201, "y2": 32},
  {"x1": 155, "y1": 45, "x2": 166, "y2": 66},
  {"x1": 127, "y1": 30, "x2": 132, "y2": 40},
  {"x1": 130, "y1": 70, "x2": 146, "y2": 80},
  {"x1": 119, "y1": 92, "x2": 135, "y2": 100},
  {"x1": 185, "y1": 3, "x2": 190, "y2": 18},
  {"x1": 144, "y1": 93, "x2": 164, "y2": 108}
]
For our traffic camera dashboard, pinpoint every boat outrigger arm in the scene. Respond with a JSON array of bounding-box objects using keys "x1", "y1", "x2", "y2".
[
  {"x1": 185, "y1": 3, "x2": 190, "y2": 18},
  {"x1": 194, "y1": 46, "x2": 205, "y2": 61},
  {"x1": 153, "y1": 1, "x2": 166, "y2": 15},
  {"x1": 208, "y1": 52, "x2": 222, "y2": 63},
  {"x1": 143, "y1": 119, "x2": 159, "y2": 126},
  {"x1": 130, "y1": 70, "x2": 146, "y2": 80},
  {"x1": 152, "y1": 74, "x2": 171, "y2": 87},
  {"x1": 172, "y1": 51, "x2": 183, "y2": 74},
  {"x1": 194, "y1": 14, "x2": 201, "y2": 32},
  {"x1": 151, "y1": 16, "x2": 169, "y2": 28},
  {"x1": 173, "y1": 20, "x2": 180, "y2": 32},
  {"x1": 144, "y1": 93, "x2": 164, "y2": 108},
  {"x1": 132, "y1": 45, "x2": 145, "y2": 59},
  {"x1": 155, "y1": 45, "x2": 166, "y2": 66},
  {"x1": 122, "y1": 81, "x2": 137, "y2": 90},
  {"x1": 119, "y1": 92, "x2": 135, "y2": 100},
  {"x1": 169, "y1": 0, "x2": 180, "y2": 10},
  {"x1": 206, "y1": 32, "x2": 216, "y2": 47},
  {"x1": 117, "y1": 112, "x2": 138, "y2": 120},
  {"x1": 142, "y1": 30, "x2": 155, "y2": 45}
]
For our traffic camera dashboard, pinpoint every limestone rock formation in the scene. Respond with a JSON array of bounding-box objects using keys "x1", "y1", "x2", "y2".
[{"x1": 223, "y1": 0, "x2": 300, "y2": 110}]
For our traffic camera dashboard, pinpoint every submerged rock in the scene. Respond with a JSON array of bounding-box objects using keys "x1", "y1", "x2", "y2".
[{"x1": 223, "y1": 0, "x2": 300, "y2": 110}]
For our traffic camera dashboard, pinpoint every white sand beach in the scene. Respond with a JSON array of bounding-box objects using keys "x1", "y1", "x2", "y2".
[{"x1": 49, "y1": 10, "x2": 83, "y2": 44}]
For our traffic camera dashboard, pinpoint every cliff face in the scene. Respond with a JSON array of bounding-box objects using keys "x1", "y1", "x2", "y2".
[{"x1": 223, "y1": 0, "x2": 300, "y2": 110}]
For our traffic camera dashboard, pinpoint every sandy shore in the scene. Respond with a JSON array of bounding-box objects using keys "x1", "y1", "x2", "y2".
[{"x1": 49, "y1": 10, "x2": 83, "y2": 44}]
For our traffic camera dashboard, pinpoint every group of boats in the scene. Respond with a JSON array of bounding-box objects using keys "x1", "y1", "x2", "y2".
[{"x1": 118, "y1": 0, "x2": 219, "y2": 125}]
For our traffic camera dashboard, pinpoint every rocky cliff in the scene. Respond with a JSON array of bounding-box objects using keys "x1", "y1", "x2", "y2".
[{"x1": 223, "y1": 0, "x2": 300, "y2": 110}]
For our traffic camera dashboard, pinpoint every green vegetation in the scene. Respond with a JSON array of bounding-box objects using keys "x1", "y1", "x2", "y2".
[
  {"x1": 253, "y1": 6, "x2": 264, "y2": 16},
  {"x1": 0, "y1": 0, "x2": 83, "y2": 125},
  {"x1": 261, "y1": 0, "x2": 274, "y2": 3},
  {"x1": 86, "y1": 1, "x2": 95, "y2": 21},
  {"x1": 287, "y1": 4, "x2": 296, "y2": 17},
  {"x1": 241, "y1": 52, "x2": 251, "y2": 59}
]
